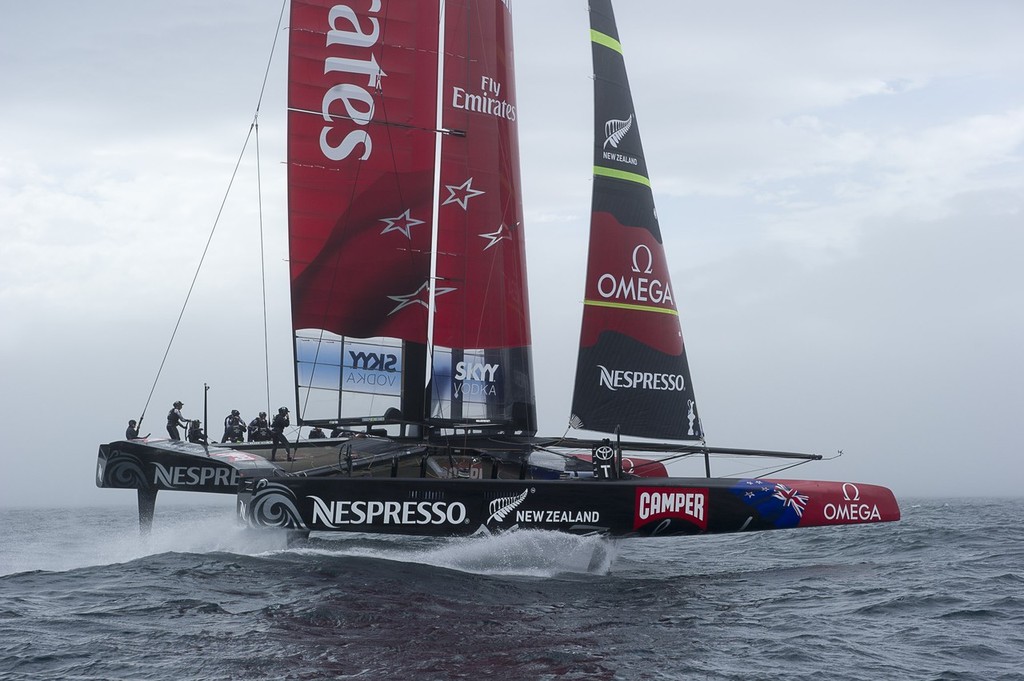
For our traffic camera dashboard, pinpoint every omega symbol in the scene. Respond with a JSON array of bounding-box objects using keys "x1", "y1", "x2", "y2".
[{"x1": 631, "y1": 244, "x2": 654, "y2": 274}]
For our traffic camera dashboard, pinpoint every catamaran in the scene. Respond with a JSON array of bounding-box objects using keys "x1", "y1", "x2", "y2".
[{"x1": 96, "y1": 0, "x2": 899, "y2": 538}]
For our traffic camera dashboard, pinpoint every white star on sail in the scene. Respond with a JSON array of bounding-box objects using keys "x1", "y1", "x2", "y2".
[
  {"x1": 479, "y1": 223, "x2": 513, "y2": 251},
  {"x1": 442, "y1": 177, "x2": 485, "y2": 210},
  {"x1": 379, "y1": 209, "x2": 424, "y2": 239},
  {"x1": 387, "y1": 281, "x2": 457, "y2": 315}
]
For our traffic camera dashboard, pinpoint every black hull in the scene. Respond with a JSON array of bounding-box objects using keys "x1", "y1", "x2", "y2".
[
  {"x1": 98, "y1": 438, "x2": 899, "y2": 538},
  {"x1": 97, "y1": 439, "x2": 280, "y2": 496},
  {"x1": 237, "y1": 475, "x2": 899, "y2": 538}
]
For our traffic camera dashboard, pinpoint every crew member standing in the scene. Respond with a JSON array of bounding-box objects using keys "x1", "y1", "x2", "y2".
[
  {"x1": 166, "y1": 401, "x2": 189, "y2": 440},
  {"x1": 271, "y1": 406, "x2": 292, "y2": 462}
]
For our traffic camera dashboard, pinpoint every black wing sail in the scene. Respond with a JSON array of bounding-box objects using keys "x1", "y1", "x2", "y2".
[{"x1": 570, "y1": 0, "x2": 703, "y2": 440}]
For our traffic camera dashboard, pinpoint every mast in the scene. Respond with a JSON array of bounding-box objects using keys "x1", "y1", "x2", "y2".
[
  {"x1": 425, "y1": 0, "x2": 448, "y2": 430},
  {"x1": 570, "y1": 0, "x2": 703, "y2": 440}
]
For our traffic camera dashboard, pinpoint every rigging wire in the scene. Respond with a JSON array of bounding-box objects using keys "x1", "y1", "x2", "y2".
[
  {"x1": 139, "y1": 1, "x2": 288, "y2": 424},
  {"x1": 255, "y1": 119, "x2": 271, "y2": 417},
  {"x1": 254, "y1": 0, "x2": 288, "y2": 417},
  {"x1": 139, "y1": 122, "x2": 258, "y2": 424},
  {"x1": 750, "y1": 457, "x2": 818, "y2": 479}
]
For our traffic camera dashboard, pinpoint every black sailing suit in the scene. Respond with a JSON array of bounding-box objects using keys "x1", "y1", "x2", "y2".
[
  {"x1": 166, "y1": 408, "x2": 188, "y2": 440},
  {"x1": 271, "y1": 412, "x2": 291, "y2": 461}
]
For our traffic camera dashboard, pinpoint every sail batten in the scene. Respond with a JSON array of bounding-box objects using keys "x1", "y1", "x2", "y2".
[{"x1": 570, "y1": 0, "x2": 703, "y2": 441}]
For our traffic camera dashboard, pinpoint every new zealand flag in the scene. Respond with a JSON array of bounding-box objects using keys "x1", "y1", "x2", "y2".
[{"x1": 730, "y1": 479, "x2": 809, "y2": 529}]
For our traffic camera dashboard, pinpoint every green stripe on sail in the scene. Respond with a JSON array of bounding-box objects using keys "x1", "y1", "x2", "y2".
[
  {"x1": 593, "y1": 165, "x2": 651, "y2": 188},
  {"x1": 584, "y1": 298, "x2": 679, "y2": 316},
  {"x1": 590, "y1": 29, "x2": 622, "y2": 54}
]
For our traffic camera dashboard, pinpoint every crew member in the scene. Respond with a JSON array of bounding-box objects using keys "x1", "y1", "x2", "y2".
[
  {"x1": 308, "y1": 426, "x2": 326, "y2": 439},
  {"x1": 248, "y1": 412, "x2": 270, "y2": 442},
  {"x1": 166, "y1": 401, "x2": 189, "y2": 440},
  {"x1": 126, "y1": 419, "x2": 140, "y2": 440},
  {"x1": 187, "y1": 419, "x2": 208, "y2": 445},
  {"x1": 222, "y1": 409, "x2": 245, "y2": 443},
  {"x1": 270, "y1": 406, "x2": 291, "y2": 462}
]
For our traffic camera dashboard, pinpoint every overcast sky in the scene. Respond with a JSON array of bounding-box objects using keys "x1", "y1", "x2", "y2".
[{"x1": 1, "y1": 1, "x2": 1021, "y2": 508}]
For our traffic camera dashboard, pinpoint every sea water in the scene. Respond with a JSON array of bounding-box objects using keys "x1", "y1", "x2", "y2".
[{"x1": 1, "y1": 498, "x2": 1021, "y2": 680}]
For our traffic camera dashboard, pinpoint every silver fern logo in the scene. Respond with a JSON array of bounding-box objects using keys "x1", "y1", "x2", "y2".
[
  {"x1": 603, "y1": 114, "x2": 633, "y2": 149},
  {"x1": 487, "y1": 488, "x2": 530, "y2": 525}
]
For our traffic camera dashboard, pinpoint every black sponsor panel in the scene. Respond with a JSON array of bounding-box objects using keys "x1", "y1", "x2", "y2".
[
  {"x1": 96, "y1": 441, "x2": 274, "y2": 494},
  {"x1": 572, "y1": 331, "x2": 702, "y2": 440},
  {"x1": 238, "y1": 476, "x2": 864, "y2": 538},
  {"x1": 591, "y1": 441, "x2": 619, "y2": 479},
  {"x1": 428, "y1": 345, "x2": 537, "y2": 434},
  {"x1": 632, "y1": 486, "x2": 795, "y2": 537},
  {"x1": 241, "y1": 477, "x2": 639, "y2": 537}
]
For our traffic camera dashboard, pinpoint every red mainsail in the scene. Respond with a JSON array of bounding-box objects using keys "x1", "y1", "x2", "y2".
[
  {"x1": 287, "y1": 1, "x2": 534, "y2": 431},
  {"x1": 434, "y1": 0, "x2": 530, "y2": 351},
  {"x1": 428, "y1": 0, "x2": 535, "y2": 429},
  {"x1": 288, "y1": 1, "x2": 439, "y2": 342}
]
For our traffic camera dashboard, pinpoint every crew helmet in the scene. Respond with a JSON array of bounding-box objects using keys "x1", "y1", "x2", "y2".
[
  {"x1": 279, "y1": 406, "x2": 289, "y2": 413},
  {"x1": 173, "y1": 401, "x2": 183, "y2": 407}
]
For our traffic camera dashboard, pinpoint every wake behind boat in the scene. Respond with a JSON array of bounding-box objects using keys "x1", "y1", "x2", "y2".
[{"x1": 96, "y1": 0, "x2": 899, "y2": 538}]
